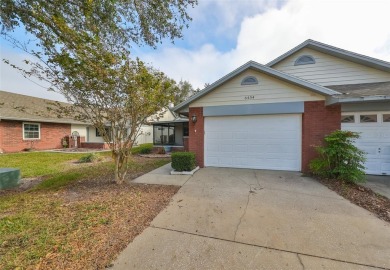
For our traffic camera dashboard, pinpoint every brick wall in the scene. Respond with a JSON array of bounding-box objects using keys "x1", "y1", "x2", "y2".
[
  {"x1": 302, "y1": 101, "x2": 341, "y2": 172},
  {"x1": 188, "y1": 107, "x2": 204, "y2": 167},
  {"x1": 80, "y1": 142, "x2": 110, "y2": 149},
  {"x1": 183, "y1": 137, "x2": 189, "y2": 152},
  {"x1": 0, "y1": 120, "x2": 71, "y2": 152}
]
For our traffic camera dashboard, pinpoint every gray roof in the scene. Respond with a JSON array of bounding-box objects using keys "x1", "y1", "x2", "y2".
[
  {"x1": 0, "y1": 90, "x2": 86, "y2": 124},
  {"x1": 327, "y1": 81, "x2": 390, "y2": 98},
  {"x1": 267, "y1": 39, "x2": 390, "y2": 72},
  {"x1": 151, "y1": 118, "x2": 188, "y2": 125},
  {"x1": 325, "y1": 81, "x2": 390, "y2": 104},
  {"x1": 173, "y1": 61, "x2": 340, "y2": 112}
]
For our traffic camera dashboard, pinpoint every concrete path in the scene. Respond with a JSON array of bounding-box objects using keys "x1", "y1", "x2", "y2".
[
  {"x1": 113, "y1": 168, "x2": 390, "y2": 270},
  {"x1": 363, "y1": 175, "x2": 390, "y2": 199},
  {"x1": 131, "y1": 163, "x2": 191, "y2": 186}
]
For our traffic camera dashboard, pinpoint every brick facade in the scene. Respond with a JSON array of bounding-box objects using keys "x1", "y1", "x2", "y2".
[
  {"x1": 301, "y1": 101, "x2": 341, "y2": 172},
  {"x1": 183, "y1": 136, "x2": 189, "y2": 152},
  {"x1": 0, "y1": 120, "x2": 71, "y2": 152},
  {"x1": 80, "y1": 142, "x2": 110, "y2": 149},
  {"x1": 188, "y1": 107, "x2": 204, "y2": 167}
]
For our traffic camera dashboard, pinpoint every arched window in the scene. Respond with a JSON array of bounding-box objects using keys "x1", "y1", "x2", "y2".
[
  {"x1": 294, "y1": 55, "x2": 316, "y2": 66},
  {"x1": 241, "y1": 76, "x2": 258, "y2": 85}
]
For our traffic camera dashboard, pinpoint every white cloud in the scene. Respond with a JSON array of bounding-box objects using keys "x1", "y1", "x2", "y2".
[
  {"x1": 139, "y1": 0, "x2": 390, "y2": 89},
  {"x1": 0, "y1": 47, "x2": 66, "y2": 101}
]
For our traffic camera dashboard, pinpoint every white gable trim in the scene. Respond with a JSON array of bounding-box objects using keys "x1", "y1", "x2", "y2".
[{"x1": 267, "y1": 39, "x2": 390, "y2": 72}]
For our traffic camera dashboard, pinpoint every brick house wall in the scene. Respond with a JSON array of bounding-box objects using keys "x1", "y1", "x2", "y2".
[
  {"x1": 183, "y1": 136, "x2": 189, "y2": 152},
  {"x1": 188, "y1": 107, "x2": 204, "y2": 167},
  {"x1": 301, "y1": 101, "x2": 341, "y2": 172},
  {"x1": 0, "y1": 120, "x2": 71, "y2": 152}
]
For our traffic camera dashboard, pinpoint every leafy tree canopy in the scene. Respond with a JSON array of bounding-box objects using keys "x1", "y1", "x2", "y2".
[{"x1": 0, "y1": 0, "x2": 197, "y2": 184}]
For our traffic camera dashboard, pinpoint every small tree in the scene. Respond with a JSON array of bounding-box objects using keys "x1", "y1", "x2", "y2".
[
  {"x1": 1, "y1": 0, "x2": 196, "y2": 184},
  {"x1": 310, "y1": 130, "x2": 366, "y2": 183}
]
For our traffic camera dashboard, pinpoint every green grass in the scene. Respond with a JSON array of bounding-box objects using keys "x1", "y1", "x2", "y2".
[
  {"x1": 0, "y1": 156, "x2": 171, "y2": 269},
  {"x1": 0, "y1": 152, "x2": 111, "y2": 178}
]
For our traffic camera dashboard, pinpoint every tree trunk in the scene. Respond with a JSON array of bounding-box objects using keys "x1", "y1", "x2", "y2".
[{"x1": 113, "y1": 150, "x2": 128, "y2": 184}]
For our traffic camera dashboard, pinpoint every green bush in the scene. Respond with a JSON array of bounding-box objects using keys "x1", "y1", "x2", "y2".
[
  {"x1": 310, "y1": 130, "x2": 366, "y2": 183},
  {"x1": 171, "y1": 152, "x2": 196, "y2": 172},
  {"x1": 78, "y1": 153, "x2": 103, "y2": 163},
  {"x1": 131, "y1": 143, "x2": 153, "y2": 155}
]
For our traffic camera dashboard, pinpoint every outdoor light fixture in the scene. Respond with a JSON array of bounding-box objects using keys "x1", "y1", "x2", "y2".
[{"x1": 191, "y1": 114, "x2": 197, "y2": 123}]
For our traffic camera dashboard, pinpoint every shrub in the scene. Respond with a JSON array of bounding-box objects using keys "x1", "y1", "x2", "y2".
[
  {"x1": 171, "y1": 152, "x2": 196, "y2": 172},
  {"x1": 78, "y1": 153, "x2": 103, "y2": 163},
  {"x1": 310, "y1": 130, "x2": 366, "y2": 183},
  {"x1": 131, "y1": 143, "x2": 153, "y2": 155}
]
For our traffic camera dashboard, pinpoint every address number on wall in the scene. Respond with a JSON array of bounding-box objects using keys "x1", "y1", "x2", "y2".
[{"x1": 244, "y1": 95, "x2": 255, "y2": 100}]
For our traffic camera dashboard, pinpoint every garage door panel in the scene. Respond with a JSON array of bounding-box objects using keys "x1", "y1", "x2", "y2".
[
  {"x1": 382, "y1": 162, "x2": 390, "y2": 175},
  {"x1": 342, "y1": 112, "x2": 390, "y2": 175},
  {"x1": 205, "y1": 114, "x2": 301, "y2": 171}
]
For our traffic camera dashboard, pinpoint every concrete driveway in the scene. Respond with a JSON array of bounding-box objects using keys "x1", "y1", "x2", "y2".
[
  {"x1": 112, "y1": 168, "x2": 390, "y2": 270},
  {"x1": 363, "y1": 175, "x2": 390, "y2": 199}
]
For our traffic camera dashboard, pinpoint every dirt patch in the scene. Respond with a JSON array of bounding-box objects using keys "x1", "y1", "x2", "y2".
[
  {"x1": 49, "y1": 148, "x2": 109, "y2": 153},
  {"x1": 18, "y1": 177, "x2": 44, "y2": 190},
  {"x1": 1, "y1": 182, "x2": 179, "y2": 270},
  {"x1": 318, "y1": 178, "x2": 390, "y2": 223},
  {"x1": 139, "y1": 153, "x2": 171, "y2": 158}
]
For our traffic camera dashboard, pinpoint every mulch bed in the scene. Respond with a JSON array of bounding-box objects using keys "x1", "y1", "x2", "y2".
[
  {"x1": 317, "y1": 178, "x2": 390, "y2": 223},
  {"x1": 39, "y1": 183, "x2": 180, "y2": 270}
]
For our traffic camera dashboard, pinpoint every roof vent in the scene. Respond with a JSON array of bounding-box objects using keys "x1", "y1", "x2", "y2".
[
  {"x1": 294, "y1": 55, "x2": 316, "y2": 66},
  {"x1": 241, "y1": 76, "x2": 258, "y2": 85}
]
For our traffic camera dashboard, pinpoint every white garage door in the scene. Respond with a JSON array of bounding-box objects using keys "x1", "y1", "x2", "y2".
[
  {"x1": 204, "y1": 114, "x2": 301, "y2": 171},
  {"x1": 341, "y1": 112, "x2": 390, "y2": 175}
]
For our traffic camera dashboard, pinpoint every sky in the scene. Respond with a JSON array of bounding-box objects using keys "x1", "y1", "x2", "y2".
[{"x1": 1, "y1": 0, "x2": 390, "y2": 102}]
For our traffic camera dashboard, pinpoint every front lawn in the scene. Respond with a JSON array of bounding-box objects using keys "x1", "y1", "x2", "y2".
[
  {"x1": 0, "y1": 151, "x2": 111, "y2": 178},
  {"x1": 0, "y1": 153, "x2": 175, "y2": 269}
]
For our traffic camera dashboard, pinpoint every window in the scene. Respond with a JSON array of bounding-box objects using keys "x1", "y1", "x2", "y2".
[
  {"x1": 383, "y1": 114, "x2": 390, "y2": 122},
  {"x1": 360, "y1": 114, "x2": 377, "y2": 123},
  {"x1": 96, "y1": 127, "x2": 112, "y2": 140},
  {"x1": 241, "y1": 76, "x2": 258, "y2": 85},
  {"x1": 153, "y1": 124, "x2": 175, "y2": 145},
  {"x1": 183, "y1": 122, "x2": 189, "y2": 137},
  {"x1": 341, "y1": 115, "x2": 355, "y2": 123},
  {"x1": 294, "y1": 55, "x2": 316, "y2": 66},
  {"x1": 23, "y1": 123, "x2": 40, "y2": 139}
]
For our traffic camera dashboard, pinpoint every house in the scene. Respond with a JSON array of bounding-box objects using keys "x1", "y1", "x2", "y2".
[
  {"x1": 173, "y1": 40, "x2": 390, "y2": 175},
  {"x1": 150, "y1": 107, "x2": 188, "y2": 151},
  {"x1": 0, "y1": 91, "x2": 153, "y2": 153}
]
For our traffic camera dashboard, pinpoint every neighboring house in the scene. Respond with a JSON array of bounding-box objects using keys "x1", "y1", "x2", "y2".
[
  {"x1": 0, "y1": 91, "x2": 152, "y2": 153},
  {"x1": 150, "y1": 107, "x2": 189, "y2": 151},
  {"x1": 173, "y1": 40, "x2": 390, "y2": 175}
]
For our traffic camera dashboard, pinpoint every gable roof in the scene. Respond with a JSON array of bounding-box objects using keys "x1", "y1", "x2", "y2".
[
  {"x1": 0, "y1": 90, "x2": 85, "y2": 124},
  {"x1": 267, "y1": 39, "x2": 390, "y2": 72},
  {"x1": 173, "y1": 61, "x2": 341, "y2": 112}
]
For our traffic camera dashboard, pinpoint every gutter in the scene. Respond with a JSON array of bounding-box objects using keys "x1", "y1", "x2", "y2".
[{"x1": 326, "y1": 95, "x2": 390, "y2": 105}]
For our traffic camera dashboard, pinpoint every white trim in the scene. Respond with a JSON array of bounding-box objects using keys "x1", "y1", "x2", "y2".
[{"x1": 22, "y1": 122, "x2": 41, "y2": 140}]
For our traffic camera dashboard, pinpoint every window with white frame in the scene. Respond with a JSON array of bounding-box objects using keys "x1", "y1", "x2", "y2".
[
  {"x1": 23, "y1": 123, "x2": 40, "y2": 139},
  {"x1": 383, "y1": 114, "x2": 390, "y2": 122},
  {"x1": 360, "y1": 114, "x2": 377, "y2": 123},
  {"x1": 341, "y1": 115, "x2": 355, "y2": 123}
]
